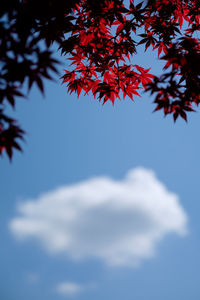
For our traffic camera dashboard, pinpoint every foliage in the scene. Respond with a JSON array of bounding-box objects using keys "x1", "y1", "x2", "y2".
[{"x1": 0, "y1": 0, "x2": 200, "y2": 159}]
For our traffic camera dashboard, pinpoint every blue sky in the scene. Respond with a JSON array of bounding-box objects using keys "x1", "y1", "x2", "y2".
[{"x1": 1, "y1": 42, "x2": 200, "y2": 300}]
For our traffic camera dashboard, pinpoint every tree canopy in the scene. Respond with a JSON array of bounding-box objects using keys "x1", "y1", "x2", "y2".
[{"x1": 0, "y1": 0, "x2": 200, "y2": 159}]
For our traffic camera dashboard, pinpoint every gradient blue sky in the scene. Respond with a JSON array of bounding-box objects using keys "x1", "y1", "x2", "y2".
[{"x1": 1, "y1": 40, "x2": 200, "y2": 300}]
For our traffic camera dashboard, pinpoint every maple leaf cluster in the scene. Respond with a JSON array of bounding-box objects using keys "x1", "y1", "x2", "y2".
[
  {"x1": 0, "y1": 0, "x2": 77, "y2": 160},
  {"x1": 62, "y1": 0, "x2": 200, "y2": 122},
  {"x1": 62, "y1": 1, "x2": 154, "y2": 104},
  {"x1": 1, "y1": 0, "x2": 200, "y2": 159}
]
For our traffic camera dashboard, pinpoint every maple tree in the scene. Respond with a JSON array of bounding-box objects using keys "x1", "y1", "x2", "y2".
[{"x1": 0, "y1": 0, "x2": 200, "y2": 159}]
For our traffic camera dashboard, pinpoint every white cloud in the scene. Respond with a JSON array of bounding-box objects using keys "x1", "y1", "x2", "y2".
[
  {"x1": 9, "y1": 167, "x2": 188, "y2": 266},
  {"x1": 56, "y1": 282, "x2": 83, "y2": 296}
]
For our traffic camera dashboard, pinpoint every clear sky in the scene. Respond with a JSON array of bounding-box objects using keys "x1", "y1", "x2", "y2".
[{"x1": 1, "y1": 41, "x2": 200, "y2": 300}]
